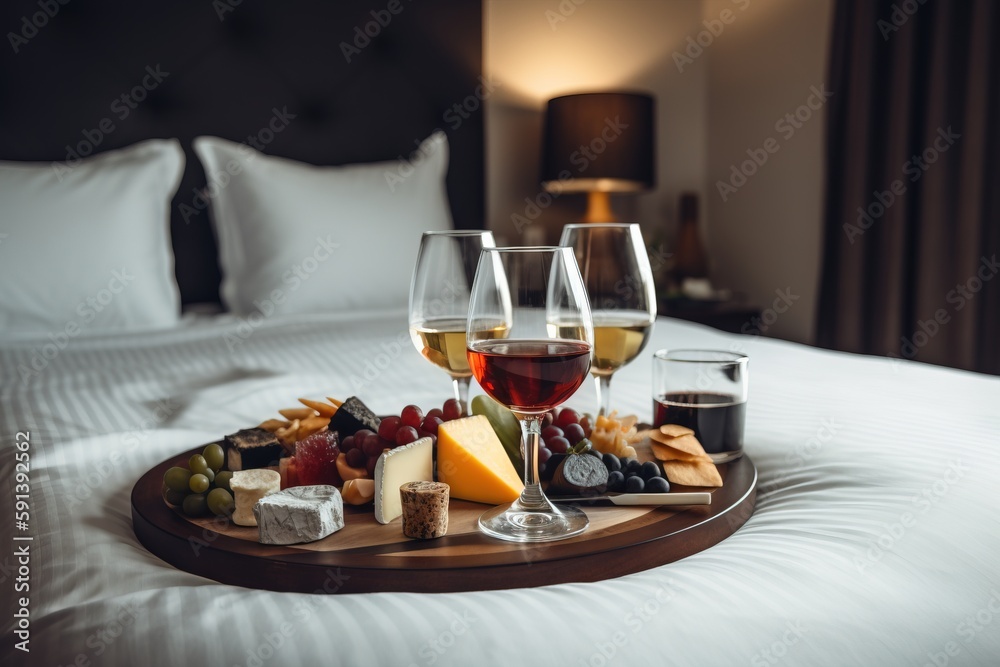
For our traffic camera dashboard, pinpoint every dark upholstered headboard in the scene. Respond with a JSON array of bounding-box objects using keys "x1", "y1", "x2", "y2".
[{"x1": 0, "y1": 0, "x2": 484, "y2": 306}]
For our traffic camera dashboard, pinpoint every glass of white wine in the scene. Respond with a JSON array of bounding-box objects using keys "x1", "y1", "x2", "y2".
[
  {"x1": 409, "y1": 230, "x2": 497, "y2": 414},
  {"x1": 558, "y1": 223, "x2": 657, "y2": 416}
]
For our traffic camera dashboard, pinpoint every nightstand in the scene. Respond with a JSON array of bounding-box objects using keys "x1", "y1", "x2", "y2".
[{"x1": 658, "y1": 297, "x2": 761, "y2": 335}]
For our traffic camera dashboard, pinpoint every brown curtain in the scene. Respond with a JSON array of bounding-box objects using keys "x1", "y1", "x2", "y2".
[{"x1": 817, "y1": 0, "x2": 1000, "y2": 374}]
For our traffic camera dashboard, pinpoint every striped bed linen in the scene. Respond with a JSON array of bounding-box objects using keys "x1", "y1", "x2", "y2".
[{"x1": 1, "y1": 310, "x2": 998, "y2": 667}]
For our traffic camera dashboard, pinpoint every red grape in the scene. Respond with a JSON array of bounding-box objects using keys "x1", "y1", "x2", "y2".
[
  {"x1": 401, "y1": 405, "x2": 424, "y2": 429},
  {"x1": 579, "y1": 415, "x2": 593, "y2": 437},
  {"x1": 541, "y1": 411, "x2": 554, "y2": 429},
  {"x1": 395, "y1": 425, "x2": 419, "y2": 446},
  {"x1": 341, "y1": 435, "x2": 356, "y2": 451},
  {"x1": 421, "y1": 415, "x2": 443, "y2": 435},
  {"x1": 547, "y1": 436, "x2": 570, "y2": 454},
  {"x1": 378, "y1": 437, "x2": 394, "y2": 451},
  {"x1": 541, "y1": 425, "x2": 564, "y2": 441},
  {"x1": 537, "y1": 446, "x2": 553, "y2": 464},
  {"x1": 563, "y1": 423, "x2": 586, "y2": 445},
  {"x1": 442, "y1": 398, "x2": 463, "y2": 421},
  {"x1": 345, "y1": 447, "x2": 366, "y2": 468},
  {"x1": 378, "y1": 416, "x2": 401, "y2": 441},
  {"x1": 362, "y1": 434, "x2": 384, "y2": 458},
  {"x1": 354, "y1": 429, "x2": 375, "y2": 443},
  {"x1": 365, "y1": 455, "x2": 378, "y2": 476},
  {"x1": 555, "y1": 408, "x2": 581, "y2": 429}
]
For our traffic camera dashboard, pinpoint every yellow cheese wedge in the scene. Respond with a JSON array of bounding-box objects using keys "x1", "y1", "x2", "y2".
[{"x1": 437, "y1": 415, "x2": 524, "y2": 504}]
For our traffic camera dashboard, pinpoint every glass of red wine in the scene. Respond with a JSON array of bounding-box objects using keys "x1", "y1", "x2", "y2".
[{"x1": 466, "y1": 246, "x2": 594, "y2": 542}]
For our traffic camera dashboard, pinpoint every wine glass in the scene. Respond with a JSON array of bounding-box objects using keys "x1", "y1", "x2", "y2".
[
  {"x1": 559, "y1": 223, "x2": 656, "y2": 416},
  {"x1": 409, "y1": 230, "x2": 496, "y2": 415},
  {"x1": 467, "y1": 246, "x2": 594, "y2": 542}
]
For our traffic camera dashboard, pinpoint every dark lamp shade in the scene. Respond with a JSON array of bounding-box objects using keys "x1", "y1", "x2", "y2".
[{"x1": 541, "y1": 92, "x2": 655, "y2": 193}]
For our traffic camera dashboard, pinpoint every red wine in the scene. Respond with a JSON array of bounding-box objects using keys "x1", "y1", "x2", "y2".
[
  {"x1": 653, "y1": 392, "x2": 745, "y2": 458},
  {"x1": 468, "y1": 340, "x2": 591, "y2": 413}
]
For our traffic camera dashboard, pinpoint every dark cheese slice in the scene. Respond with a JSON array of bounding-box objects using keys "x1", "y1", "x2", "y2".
[
  {"x1": 224, "y1": 428, "x2": 283, "y2": 471},
  {"x1": 327, "y1": 396, "x2": 380, "y2": 437}
]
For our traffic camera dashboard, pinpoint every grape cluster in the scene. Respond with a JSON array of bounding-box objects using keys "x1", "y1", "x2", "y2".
[
  {"x1": 162, "y1": 443, "x2": 236, "y2": 517},
  {"x1": 537, "y1": 408, "x2": 594, "y2": 474},
  {"x1": 601, "y1": 453, "x2": 670, "y2": 494},
  {"x1": 340, "y1": 399, "x2": 465, "y2": 476}
]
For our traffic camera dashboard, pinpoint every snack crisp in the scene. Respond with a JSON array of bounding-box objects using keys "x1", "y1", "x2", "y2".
[{"x1": 648, "y1": 424, "x2": 723, "y2": 488}]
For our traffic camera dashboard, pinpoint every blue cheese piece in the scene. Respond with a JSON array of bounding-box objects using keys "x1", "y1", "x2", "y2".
[
  {"x1": 253, "y1": 485, "x2": 345, "y2": 545},
  {"x1": 374, "y1": 437, "x2": 433, "y2": 524},
  {"x1": 230, "y1": 469, "x2": 281, "y2": 526}
]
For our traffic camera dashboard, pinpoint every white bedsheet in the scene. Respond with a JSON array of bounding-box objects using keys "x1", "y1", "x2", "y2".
[{"x1": 2, "y1": 311, "x2": 998, "y2": 667}]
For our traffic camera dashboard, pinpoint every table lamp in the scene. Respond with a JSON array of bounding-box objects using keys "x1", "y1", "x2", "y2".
[{"x1": 541, "y1": 92, "x2": 655, "y2": 222}]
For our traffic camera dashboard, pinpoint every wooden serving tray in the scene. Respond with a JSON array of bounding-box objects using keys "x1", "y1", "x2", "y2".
[{"x1": 131, "y1": 445, "x2": 756, "y2": 594}]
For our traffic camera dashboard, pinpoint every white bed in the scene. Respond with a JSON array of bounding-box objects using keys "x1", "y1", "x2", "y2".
[{"x1": 2, "y1": 311, "x2": 998, "y2": 667}]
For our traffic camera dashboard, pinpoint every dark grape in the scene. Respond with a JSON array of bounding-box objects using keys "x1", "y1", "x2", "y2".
[
  {"x1": 427, "y1": 408, "x2": 444, "y2": 420},
  {"x1": 421, "y1": 415, "x2": 443, "y2": 435},
  {"x1": 555, "y1": 408, "x2": 581, "y2": 429},
  {"x1": 395, "y1": 425, "x2": 419, "y2": 447},
  {"x1": 341, "y1": 435, "x2": 356, "y2": 451},
  {"x1": 362, "y1": 435, "x2": 384, "y2": 458},
  {"x1": 378, "y1": 437, "x2": 394, "y2": 450},
  {"x1": 625, "y1": 475, "x2": 645, "y2": 493},
  {"x1": 624, "y1": 458, "x2": 642, "y2": 475},
  {"x1": 442, "y1": 398, "x2": 463, "y2": 421},
  {"x1": 547, "y1": 436, "x2": 570, "y2": 454},
  {"x1": 640, "y1": 461, "x2": 660, "y2": 481},
  {"x1": 541, "y1": 411, "x2": 554, "y2": 429},
  {"x1": 354, "y1": 429, "x2": 375, "y2": 444},
  {"x1": 563, "y1": 423, "x2": 586, "y2": 445},
  {"x1": 607, "y1": 470, "x2": 625, "y2": 492},
  {"x1": 378, "y1": 416, "x2": 401, "y2": 441},
  {"x1": 541, "y1": 453, "x2": 566, "y2": 481},
  {"x1": 602, "y1": 453, "x2": 621, "y2": 472},
  {"x1": 182, "y1": 493, "x2": 208, "y2": 517},
  {"x1": 345, "y1": 447, "x2": 366, "y2": 468},
  {"x1": 645, "y1": 477, "x2": 670, "y2": 493},
  {"x1": 541, "y1": 425, "x2": 564, "y2": 441},
  {"x1": 579, "y1": 415, "x2": 593, "y2": 438},
  {"x1": 365, "y1": 455, "x2": 378, "y2": 476},
  {"x1": 401, "y1": 405, "x2": 424, "y2": 429},
  {"x1": 537, "y1": 446, "x2": 552, "y2": 464}
]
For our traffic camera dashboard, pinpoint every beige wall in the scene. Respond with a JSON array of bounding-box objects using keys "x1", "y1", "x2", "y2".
[{"x1": 484, "y1": 0, "x2": 831, "y2": 343}]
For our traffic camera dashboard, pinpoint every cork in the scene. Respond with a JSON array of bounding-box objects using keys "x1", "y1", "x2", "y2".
[{"x1": 399, "y1": 481, "x2": 449, "y2": 539}]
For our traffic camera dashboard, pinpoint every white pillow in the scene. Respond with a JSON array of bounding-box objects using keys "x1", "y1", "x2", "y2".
[
  {"x1": 193, "y1": 132, "x2": 452, "y2": 316},
  {"x1": 0, "y1": 139, "x2": 184, "y2": 335}
]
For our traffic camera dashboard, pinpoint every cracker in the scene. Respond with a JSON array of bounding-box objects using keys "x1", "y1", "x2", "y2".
[
  {"x1": 662, "y1": 459, "x2": 723, "y2": 487},
  {"x1": 650, "y1": 440, "x2": 711, "y2": 463},
  {"x1": 650, "y1": 433, "x2": 706, "y2": 458},
  {"x1": 658, "y1": 424, "x2": 695, "y2": 438}
]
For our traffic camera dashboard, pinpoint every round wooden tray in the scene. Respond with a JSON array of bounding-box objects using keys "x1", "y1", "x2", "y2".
[{"x1": 131, "y1": 446, "x2": 756, "y2": 594}]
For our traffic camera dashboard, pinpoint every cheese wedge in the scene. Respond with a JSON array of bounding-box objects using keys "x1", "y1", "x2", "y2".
[
  {"x1": 374, "y1": 437, "x2": 433, "y2": 524},
  {"x1": 230, "y1": 469, "x2": 281, "y2": 526},
  {"x1": 437, "y1": 415, "x2": 524, "y2": 505}
]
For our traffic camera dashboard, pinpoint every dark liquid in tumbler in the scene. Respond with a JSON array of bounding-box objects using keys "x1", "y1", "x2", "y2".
[{"x1": 653, "y1": 392, "x2": 745, "y2": 456}]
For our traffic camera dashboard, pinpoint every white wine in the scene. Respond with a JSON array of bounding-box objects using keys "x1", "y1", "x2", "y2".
[
  {"x1": 410, "y1": 319, "x2": 507, "y2": 378},
  {"x1": 547, "y1": 315, "x2": 651, "y2": 376}
]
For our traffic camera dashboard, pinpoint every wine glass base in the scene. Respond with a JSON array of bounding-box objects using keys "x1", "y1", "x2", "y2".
[{"x1": 477, "y1": 502, "x2": 589, "y2": 543}]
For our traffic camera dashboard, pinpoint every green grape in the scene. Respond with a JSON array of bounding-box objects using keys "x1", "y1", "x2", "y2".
[
  {"x1": 163, "y1": 467, "x2": 193, "y2": 493},
  {"x1": 188, "y1": 454, "x2": 210, "y2": 476},
  {"x1": 189, "y1": 473, "x2": 210, "y2": 494},
  {"x1": 182, "y1": 493, "x2": 208, "y2": 517},
  {"x1": 202, "y1": 443, "x2": 225, "y2": 472},
  {"x1": 214, "y1": 471, "x2": 234, "y2": 493},
  {"x1": 207, "y1": 488, "x2": 235, "y2": 517},
  {"x1": 161, "y1": 484, "x2": 187, "y2": 506},
  {"x1": 203, "y1": 467, "x2": 215, "y2": 484}
]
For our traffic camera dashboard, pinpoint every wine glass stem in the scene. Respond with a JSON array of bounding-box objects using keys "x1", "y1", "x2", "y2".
[
  {"x1": 452, "y1": 376, "x2": 471, "y2": 416},
  {"x1": 516, "y1": 415, "x2": 547, "y2": 509},
  {"x1": 595, "y1": 374, "x2": 613, "y2": 417}
]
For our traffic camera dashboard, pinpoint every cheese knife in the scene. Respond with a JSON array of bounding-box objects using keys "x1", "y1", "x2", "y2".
[{"x1": 549, "y1": 492, "x2": 711, "y2": 506}]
